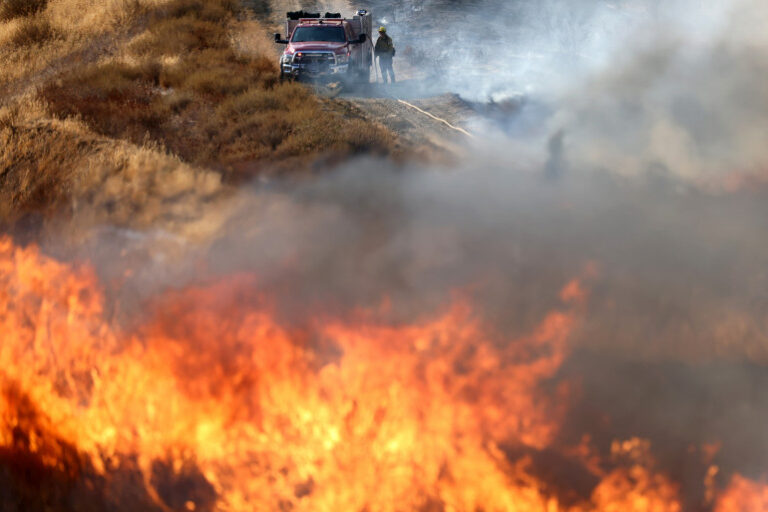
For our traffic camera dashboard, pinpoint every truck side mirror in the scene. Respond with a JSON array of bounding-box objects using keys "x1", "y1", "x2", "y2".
[
  {"x1": 358, "y1": 33, "x2": 367, "y2": 43},
  {"x1": 274, "y1": 33, "x2": 288, "y2": 44}
]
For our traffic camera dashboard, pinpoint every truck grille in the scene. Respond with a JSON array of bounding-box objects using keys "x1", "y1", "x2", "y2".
[{"x1": 295, "y1": 52, "x2": 335, "y2": 72}]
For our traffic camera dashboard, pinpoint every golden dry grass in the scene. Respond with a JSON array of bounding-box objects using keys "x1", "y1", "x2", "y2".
[
  {"x1": 196, "y1": 83, "x2": 393, "y2": 171},
  {"x1": 38, "y1": 0, "x2": 394, "y2": 174},
  {"x1": 0, "y1": 0, "x2": 397, "y2": 233},
  {"x1": 0, "y1": 97, "x2": 227, "y2": 239},
  {"x1": 0, "y1": 0, "x2": 160, "y2": 86},
  {"x1": 0, "y1": 0, "x2": 48, "y2": 21},
  {"x1": 7, "y1": 15, "x2": 58, "y2": 46}
]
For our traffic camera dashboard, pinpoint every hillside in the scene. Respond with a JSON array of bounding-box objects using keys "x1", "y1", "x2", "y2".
[{"x1": 0, "y1": 0, "x2": 396, "y2": 237}]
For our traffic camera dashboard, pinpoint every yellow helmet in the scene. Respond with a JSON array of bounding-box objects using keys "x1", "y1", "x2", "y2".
[{"x1": 378, "y1": 26, "x2": 386, "y2": 33}]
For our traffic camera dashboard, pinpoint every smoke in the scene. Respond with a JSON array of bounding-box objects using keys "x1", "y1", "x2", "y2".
[
  {"x1": 55, "y1": 147, "x2": 768, "y2": 506},
  {"x1": 41, "y1": 0, "x2": 766, "y2": 416},
  {"x1": 18, "y1": 0, "x2": 768, "y2": 505},
  {"x1": 378, "y1": 0, "x2": 768, "y2": 183},
  {"x1": 78, "y1": 0, "x2": 768, "y2": 347},
  {"x1": 549, "y1": 0, "x2": 768, "y2": 182},
  {"x1": 386, "y1": 0, "x2": 735, "y2": 98},
  {"x1": 93, "y1": 154, "x2": 765, "y2": 359}
]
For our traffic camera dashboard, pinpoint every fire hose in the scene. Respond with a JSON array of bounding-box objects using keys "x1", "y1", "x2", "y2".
[
  {"x1": 393, "y1": 98, "x2": 474, "y2": 139},
  {"x1": 370, "y1": 52, "x2": 473, "y2": 139}
]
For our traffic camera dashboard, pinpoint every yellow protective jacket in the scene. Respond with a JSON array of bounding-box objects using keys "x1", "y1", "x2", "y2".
[{"x1": 374, "y1": 34, "x2": 395, "y2": 58}]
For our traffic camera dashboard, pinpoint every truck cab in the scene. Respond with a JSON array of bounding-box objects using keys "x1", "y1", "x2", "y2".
[{"x1": 275, "y1": 11, "x2": 373, "y2": 83}]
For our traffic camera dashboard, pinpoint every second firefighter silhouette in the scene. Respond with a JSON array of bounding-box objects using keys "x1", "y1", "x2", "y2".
[{"x1": 374, "y1": 26, "x2": 395, "y2": 83}]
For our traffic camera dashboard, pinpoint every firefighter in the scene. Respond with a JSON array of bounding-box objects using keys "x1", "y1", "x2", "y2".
[{"x1": 374, "y1": 26, "x2": 396, "y2": 84}]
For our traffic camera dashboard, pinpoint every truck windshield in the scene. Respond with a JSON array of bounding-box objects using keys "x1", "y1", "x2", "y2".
[{"x1": 291, "y1": 26, "x2": 346, "y2": 43}]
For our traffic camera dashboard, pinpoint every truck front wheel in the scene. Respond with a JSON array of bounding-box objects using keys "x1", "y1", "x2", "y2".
[{"x1": 357, "y1": 66, "x2": 370, "y2": 84}]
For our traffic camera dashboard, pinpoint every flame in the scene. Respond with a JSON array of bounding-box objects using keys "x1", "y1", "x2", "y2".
[
  {"x1": 0, "y1": 236, "x2": 764, "y2": 511},
  {"x1": 715, "y1": 475, "x2": 768, "y2": 512},
  {"x1": 589, "y1": 439, "x2": 681, "y2": 512}
]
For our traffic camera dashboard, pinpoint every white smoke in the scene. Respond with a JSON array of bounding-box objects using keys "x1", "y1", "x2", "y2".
[
  {"x1": 542, "y1": 0, "x2": 768, "y2": 182},
  {"x1": 53, "y1": 0, "x2": 768, "y2": 357},
  {"x1": 386, "y1": 0, "x2": 768, "y2": 184}
]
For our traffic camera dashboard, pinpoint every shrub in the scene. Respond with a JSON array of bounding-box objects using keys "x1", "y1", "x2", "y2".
[
  {"x1": 215, "y1": 83, "x2": 305, "y2": 118},
  {"x1": 40, "y1": 62, "x2": 167, "y2": 141},
  {"x1": 10, "y1": 16, "x2": 57, "y2": 47},
  {"x1": 182, "y1": 68, "x2": 251, "y2": 96},
  {"x1": 158, "y1": 48, "x2": 275, "y2": 96},
  {"x1": 338, "y1": 119, "x2": 395, "y2": 154},
  {"x1": 130, "y1": 0, "x2": 241, "y2": 57},
  {"x1": 164, "y1": 90, "x2": 195, "y2": 113},
  {"x1": 163, "y1": 0, "x2": 238, "y2": 23},
  {"x1": 0, "y1": 119, "x2": 225, "y2": 230},
  {"x1": 217, "y1": 89, "x2": 284, "y2": 116},
  {"x1": 0, "y1": 121, "x2": 89, "y2": 221},
  {"x1": 130, "y1": 17, "x2": 229, "y2": 56},
  {"x1": 197, "y1": 81, "x2": 395, "y2": 171},
  {"x1": 46, "y1": 62, "x2": 151, "y2": 99},
  {"x1": 0, "y1": 0, "x2": 47, "y2": 21}
]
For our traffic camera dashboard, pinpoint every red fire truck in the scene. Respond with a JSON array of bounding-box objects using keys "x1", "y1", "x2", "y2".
[{"x1": 274, "y1": 10, "x2": 373, "y2": 83}]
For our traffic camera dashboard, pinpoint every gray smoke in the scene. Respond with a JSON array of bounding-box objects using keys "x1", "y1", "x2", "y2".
[
  {"x1": 75, "y1": 154, "x2": 768, "y2": 364},
  {"x1": 35, "y1": 0, "x2": 768, "y2": 503},
  {"x1": 548, "y1": 0, "x2": 768, "y2": 183},
  {"x1": 377, "y1": 0, "x2": 768, "y2": 183}
]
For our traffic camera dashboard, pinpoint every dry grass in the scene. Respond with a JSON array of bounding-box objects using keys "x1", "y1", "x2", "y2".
[
  {"x1": 231, "y1": 18, "x2": 280, "y2": 59},
  {"x1": 0, "y1": 0, "x2": 164, "y2": 87},
  {"x1": 0, "y1": 97, "x2": 226, "y2": 236},
  {"x1": 0, "y1": 108, "x2": 90, "y2": 221},
  {"x1": 0, "y1": 0, "x2": 48, "y2": 21},
  {"x1": 8, "y1": 15, "x2": 58, "y2": 46},
  {"x1": 129, "y1": 16, "x2": 229, "y2": 55},
  {"x1": 162, "y1": 0, "x2": 237, "y2": 22},
  {"x1": 0, "y1": 0, "x2": 397, "y2": 233},
  {"x1": 45, "y1": 0, "x2": 157, "y2": 35},
  {"x1": 201, "y1": 84, "x2": 394, "y2": 169},
  {"x1": 158, "y1": 48, "x2": 267, "y2": 93},
  {"x1": 41, "y1": 61, "x2": 167, "y2": 141},
  {"x1": 39, "y1": 0, "x2": 394, "y2": 174},
  {"x1": 71, "y1": 140, "x2": 226, "y2": 234}
]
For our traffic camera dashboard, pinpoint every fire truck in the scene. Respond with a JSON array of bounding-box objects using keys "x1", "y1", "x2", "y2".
[{"x1": 274, "y1": 10, "x2": 373, "y2": 83}]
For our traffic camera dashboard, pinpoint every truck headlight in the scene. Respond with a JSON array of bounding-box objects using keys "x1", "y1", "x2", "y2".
[{"x1": 335, "y1": 53, "x2": 349, "y2": 65}]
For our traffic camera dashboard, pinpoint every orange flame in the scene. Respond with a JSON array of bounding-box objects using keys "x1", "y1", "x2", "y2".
[
  {"x1": 0, "y1": 236, "x2": 763, "y2": 511},
  {"x1": 715, "y1": 475, "x2": 768, "y2": 512}
]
